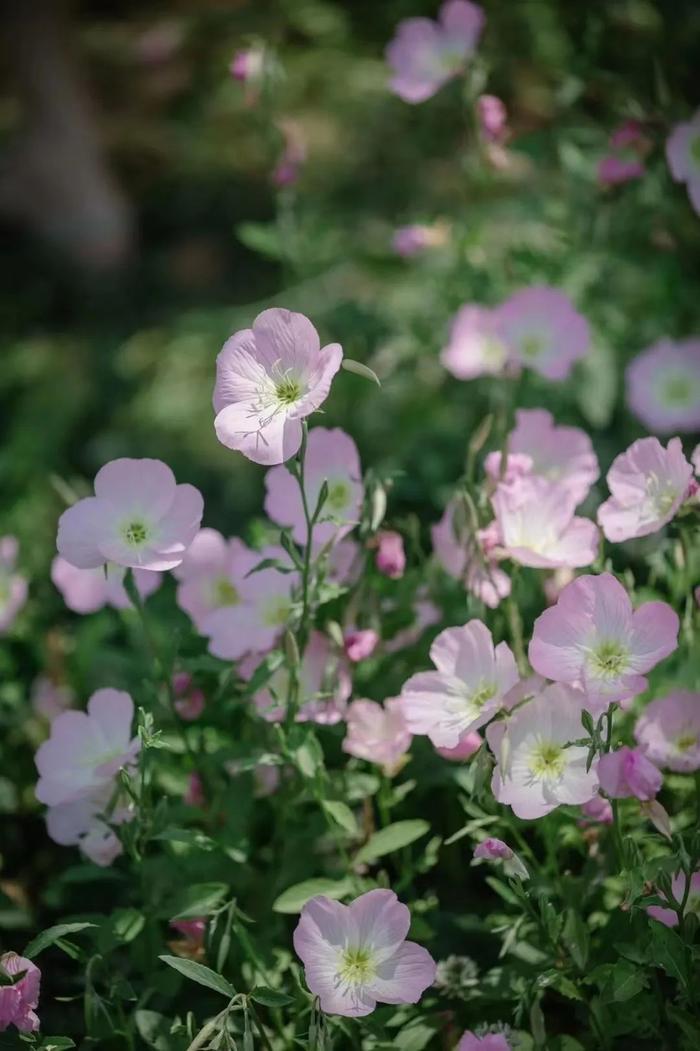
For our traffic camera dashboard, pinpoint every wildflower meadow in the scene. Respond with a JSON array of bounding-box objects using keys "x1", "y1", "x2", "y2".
[{"x1": 1, "y1": 2, "x2": 699, "y2": 1049}]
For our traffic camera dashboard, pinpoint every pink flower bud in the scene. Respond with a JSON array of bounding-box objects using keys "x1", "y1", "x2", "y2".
[
  {"x1": 344, "y1": 628, "x2": 379, "y2": 663},
  {"x1": 580, "y1": 795, "x2": 613, "y2": 825},
  {"x1": 477, "y1": 94, "x2": 508, "y2": 143},
  {"x1": 184, "y1": 772, "x2": 205, "y2": 807},
  {"x1": 597, "y1": 746, "x2": 662, "y2": 801},
  {"x1": 375, "y1": 531, "x2": 406, "y2": 579},
  {"x1": 170, "y1": 917, "x2": 206, "y2": 948}
]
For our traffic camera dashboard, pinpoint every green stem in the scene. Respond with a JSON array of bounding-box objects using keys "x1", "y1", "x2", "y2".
[{"x1": 506, "y1": 569, "x2": 527, "y2": 676}]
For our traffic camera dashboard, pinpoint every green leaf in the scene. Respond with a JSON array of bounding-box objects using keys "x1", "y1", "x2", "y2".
[
  {"x1": 24, "y1": 922, "x2": 96, "y2": 960},
  {"x1": 249, "y1": 986, "x2": 295, "y2": 1007},
  {"x1": 158, "y1": 956, "x2": 236, "y2": 999},
  {"x1": 236, "y1": 222, "x2": 284, "y2": 259},
  {"x1": 322, "y1": 800, "x2": 358, "y2": 835},
  {"x1": 609, "y1": 960, "x2": 648, "y2": 1002},
  {"x1": 135, "y1": 1010, "x2": 186, "y2": 1051},
  {"x1": 649, "y1": 923, "x2": 688, "y2": 988},
  {"x1": 111, "y1": 908, "x2": 145, "y2": 943},
  {"x1": 577, "y1": 341, "x2": 617, "y2": 429},
  {"x1": 38, "y1": 1039, "x2": 76, "y2": 1051},
  {"x1": 272, "y1": 877, "x2": 353, "y2": 914},
  {"x1": 341, "y1": 358, "x2": 381, "y2": 386},
  {"x1": 355, "y1": 820, "x2": 429, "y2": 865},
  {"x1": 152, "y1": 828, "x2": 216, "y2": 851},
  {"x1": 168, "y1": 883, "x2": 228, "y2": 920}
]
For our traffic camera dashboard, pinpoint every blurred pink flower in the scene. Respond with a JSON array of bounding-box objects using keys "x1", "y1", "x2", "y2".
[
  {"x1": 457, "y1": 1032, "x2": 511, "y2": 1051},
  {"x1": 56, "y1": 459, "x2": 203, "y2": 572},
  {"x1": 272, "y1": 121, "x2": 307, "y2": 186},
  {"x1": 172, "y1": 672, "x2": 205, "y2": 721},
  {"x1": 386, "y1": 1, "x2": 485, "y2": 104},
  {"x1": 343, "y1": 698, "x2": 412, "y2": 770},
  {"x1": 213, "y1": 308, "x2": 342, "y2": 465},
  {"x1": 0, "y1": 536, "x2": 27, "y2": 634},
  {"x1": 634, "y1": 691, "x2": 700, "y2": 772},
  {"x1": 432, "y1": 499, "x2": 510, "y2": 608},
  {"x1": 436, "y1": 729, "x2": 482, "y2": 761},
  {"x1": 485, "y1": 408, "x2": 599, "y2": 505},
  {"x1": 647, "y1": 870, "x2": 700, "y2": 927},
  {"x1": 35, "y1": 688, "x2": 140, "y2": 806},
  {"x1": 392, "y1": 222, "x2": 448, "y2": 257},
  {"x1": 530, "y1": 572, "x2": 679, "y2": 712},
  {"x1": 497, "y1": 286, "x2": 590, "y2": 381},
  {"x1": 344, "y1": 628, "x2": 379, "y2": 663},
  {"x1": 240, "y1": 631, "x2": 350, "y2": 725},
  {"x1": 474, "y1": 837, "x2": 529, "y2": 879},
  {"x1": 580, "y1": 794, "x2": 613, "y2": 825},
  {"x1": 170, "y1": 917, "x2": 206, "y2": 947},
  {"x1": 0, "y1": 952, "x2": 41, "y2": 1033},
  {"x1": 31, "y1": 676, "x2": 74, "y2": 722},
  {"x1": 326, "y1": 538, "x2": 362, "y2": 586},
  {"x1": 46, "y1": 788, "x2": 132, "y2": 867},
  {"x1": 401, "y1": 620, "x2": 518, "y2": 748},
  {"x1": 293, "y1": 888, "x2": 436, "y2": 1016},
  {"x1": 598, "y1": 120, "x2": 646, "y2": 186},
  {"x1": 598, "y1": 436, "x2": 693, "y2": 542},
  {"x1": 477, "y1": 95, "x2": 507, "y2": 142},
  {"x1": 230, "y1": 47, "x2": 264, "y2": 83},
  {"x1": 491, "y1": 476, "x2": 599, "y2": 569},
  {"x1": 375, "y1": 531, "x2": 406, "y2": 579},
  {"x1": 487, "y1": 684, "x2": 599, "y2": 819},
  {"x1": 597, "y1": 746, "x2": 662, "y2": 800},
  {"x1": 184, "y1": 772, "x2": 205, "y2": 807},
  {"x1": 51, "y1": 556, "x2": 162, "y2": 614},
  {"x1": 173, "y1": 528, "x2": 259, "y2": 631},
  {"x1": 265, "y1": 427, "x2": 363, "y2": 546},
  {"x1": 666, "y1": 109, "x2": 700, "y2": 215},
  {"x1": 626, "y1": 339, "x2": 700, "y2": 434},
  {"x1": 440, "y1": 305, "x2": 509, "y2": 380}
]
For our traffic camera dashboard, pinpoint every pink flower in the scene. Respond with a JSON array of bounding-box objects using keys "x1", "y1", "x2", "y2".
[
  {"x1": 431, "y1": 499, "x2": 510, "y2": 608},
  {"x1": 229, "y1": 47, "x2": 264, "y2": 83},
  {"x1": 170, "y1": 917, "x2": 206, "y2": 947},
  {"x1": 0, "y1": 537, "x2": 27, "y2": 634},
  {"x1": 240, "y1": 631, "x2": 350, "y2": 725},
  {"x1": 487, "y1": 684, "x2": 599, "y2": 819},
  {"x1": 200, "y1": 547, "x2": 297, "y2": 660},
  {"x1": 485, "y1": 409, "x2": 599, "y2": 505},
  {"x1": 265, "y1": 428, "x2": 363, "y2": 546},
  {"x1": 386, "y1": 1, "x2": 485, "y2": 104},
  {"x1": 184, "y1": 772, "x2": 205, "y2": 807},
  {"x1": 343, "y1": 699, "x2": 412, "y2": 770},
  {"x1": 375, "y1": 531, "x2": 406, "y2": 579},
  {"x1": 435, "y1": 729, "x2": 482, "y2": 761},
  {"x1": 626, "y1": 339, "x2": 700, "y2": 434},
  {"x1": 46, "y1": 788, "x2": 132, "y2": 867},
  {"x1": 172, "y1": 672, "x2": 205, "y2": 721},
  {"x1": 56, "y1": 459, "x2": 203, "y2": 572},
  {"x1": 597, "y1": 437, "x2": 693, "y2": 542},
  {"x1": 0, "y1": 952, "x2": 40, "y2": 1033},
  {"x1": 473, "y1": 837, "x2": 528, "y2": 879},
  {"x1": 598, "y1": 120, "x2": 646, "y2": 186},
  {"x1": 51, "y1": 556, "x2": 162, "y2": 614},
  {"x1": 326, "y1": 538, "x2": 362, "y2": 586},
  {"x1": 400, "y1": 620, "x2": 519, "y2": 748},
  {"x1": 457, "y1": 1033, "x2": 511, "y2": 1051},
  {"x1": 293, "y1": 888, "x2": 436, "y2": 1016},
  {"x1": 529, "y1": 572, "x2": 679, "y2": 712},
  {"x1": 597, "y1": 746, "x2": 662, "y2": 800},
  {"x1": 172, "y1": 528, "x2": 260, "y2": 632},
  {"x1": 497, "y1": 286, "x2": 590, "y2": 381},
  {"x1": 666, "y1": 109, "x2": 700, "y2": 215},
  {"x1": 477, "y1": 94, "x2": 507, "y2": 143},
  {"x1": 35, "y1": 688, "x2": 140, "y2": 806},
  {"x1": 634, "y1": 691, "x2": 700, "y2": 773},
  {"x1": 491, "y1": 476, "x2": 599, "y2": 569},
  {"x1": 647, "y1": 870, "x2": 700, "y2": 927},
  {"x1": 392, "y1": 223, "x2": 448, "y2": 257},
  {"x1": 31, "y1": 676, "x2": 74, "y2": 722},
  {"x1": 440, "y1": 305, "x2": 509, "y2": 380},
  {"x1": 344, "y1": 629, "x2": 379, "y2": 663},
  {"x1": 213, "y1": 308, "x2": 342, "y2": 465},
  {"x1": 580, "y1": 794, "x2": 613, "y2": 825}
]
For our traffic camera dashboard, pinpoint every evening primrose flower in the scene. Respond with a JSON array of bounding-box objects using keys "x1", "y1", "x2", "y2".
[
  {"x1": 400, "y1": 620, "x2": 519, "y2": 748},
  {"x1": 529, "y1": 572, "x2": 679, "y2": 712},
  {"x1": 213, "y1": 308, "x2": 343, "y2": 465},
  {"x1": 264, "y1": 427, "x2": 363, "y2": 546},
  {"x1": 173, "y1": 528, "x2": 261, "y2": 632},
  {"x1": 386, "y1": 0, "x2": 485, "y2": 105},
  {"x1": 597, "y1": 746, "x2": 662, "y2": 801},
  {"x1": 293, "y1": 889, "x2": 436, "y2": 1016},
  {"x1": 51, "y1": 556, "x2": 162, "y2": 614},
  {"x1": 46, "y1": 787, "x2": 132, "y2": 867},
  {"x1": 666, "y1": 108, "x2": 700, "y2": 215},
  {"x1": 0, "y1": 953, "x2": 41, "y2": 1033},
  {"x1": 497, "y1": 286, "x2": 590, "y2": 381},
  {"x1": 457, "y1": 1032, "x2": 511, "y2": 1051},
  {"x1": 598, "y1": 120, "x2": 646, "y2": 186},
  {"x1": 473, "y1": 837, "x2": 529, "y2": 880},
  {"x1": 56, "y1": 458, "x2": 203, "y2": 572},
  {"x1": 431, "y1": 498, "x2": 511, "y2": 608},
  {"x1": 0, "y1": 536, "x2": 28, "y2": 634},
  {"x1": 440, "y1": 305, "x2": 509, "y2": 380},
  {"x1": 597, "y1": 436, "x2": 693, "y2": 542},
  {"x1": 491, "y1": 476, "x2": 599, "y2": 569},
  {"x1": 634, "y1": 691, "x2": 700, "y2": 772},
  {"x1": 487, "y1": 684, "x2": 599, "y2": 819},
  {"x1": 626, "y1": 339, "x2": 700, "y2": 434},
  {"x1": 342, "y1": 698, "x2": 412, "y2": 771}
]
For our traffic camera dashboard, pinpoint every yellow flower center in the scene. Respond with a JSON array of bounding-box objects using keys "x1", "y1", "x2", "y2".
[
  {"x1": 263, "y1": 598, "x2": 291, "y2": 627},
  {"x1": 530, "y1": 741, "x2": 566, "y2": 778},
  {"x1": 590, "y1": 640, "x2": 628, "y2": 679},
  {"x1": 677, "y1": 732, "x2": 697, "y2": 752},
  {"x1": 340, "y1": 947, "x2": 375, "y2": 984},
  {"x1": 275, "y1": 376, "x2": 302, "y2": 405},
  {"x1": 213, "y1": 577, "x2": 240, "y2": 606},
  {"x1": 327, "y1": 481, "x2": 350, "y2": 512},
  {"x1": 123, "y1": 520, "x2": 149, "y2": 547}
]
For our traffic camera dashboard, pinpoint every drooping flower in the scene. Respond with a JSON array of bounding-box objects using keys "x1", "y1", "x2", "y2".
[
  {"x1": 0, "y1": 952, "x2": 41, "y2": 1033},
  {"x1": 344, "y1": 628, "x2": 379, "y2": 663},
  {"x1": 477, "y1": 95, "x2": 508, "y2": 143},
  {"x1": 46, "y1": 788, "x2": 132, "y2": 867},
  {"x1": 597, "y1": 436, "x2": 693, "y2": 542},
  {"x1": 375, "y1": 531, "x2": 406, "y2": 579},
  {"x1": 491, "y1": 476, "x2": 599, "y2": 569},
  {"x1": 497, "y1": 286, "x2": 590, "y2": 381},
  {"x1": 172, "y1": 671, "x2": 205, "y2": 721},
  {"x1": 473, "y1": 837, "x2": 529, "y2": 880},
  {"x1": 213, "y1": 308, "x2": 343, "y2": 465},
  {"x1": 400, "y1": 620, "x2": 519, "y2": 748},
  {"x1": 666, "y1": 109, "x2": 700, "y2": 215},
  {"x1": 264, "y1": 428, "x2": 363, "y2": 546},
  {"x1": 431, "y1": 499, "x2": 510, "y2": 608},
  {"x1": 487, "y1": 684, "x2": 599, "y2": 819},
  {"x1": 0, "y1": 536, "x2": 27, "y2": 634},
  {"x1": 56, "y1": 459, "x2": 203, "y2": 572},
  {"x1": 435, "y1": 729, "x2": 482, "y2": 761},
  {"x1": 598, "y1": 120, "x2": 646, "y2": 186},
  {"x1": 200, "y1": 547, "x2": 297, "y2": 660},
  {"x1": 342, "y1": 699, "x2": 412, "y2": 771},
  {"x1": 529, "y1": 572, "x2": 679, "y2": 712},
  {"x1": 386, "y1": 0, "x2": 485, "y2": 105},
  {"x1": 293, "y1": 888, "x2": 436, "y2": 1016},
  {"x1": 440, "y1": 305, "x2": 509, "y2": 380},
  {"x1": 580, "y1": 794, "x2": 613, "y2": 826},
  {"x1": 173, "y1": 528, "x2": 262, "y2": 632},
  {"x1": 240, "y1": 631, "x2": 350, "y2": 725},
  {"x1": 647, "y1": 870, "x2": 700, "y2": 927},
  {"x1": 626, "y1": 339, "x2": 700, "y2": 434},
  {"x1": 485, "y1": 408, "x2": 599, "y2": 505},
  {"x1": 31, "y1": 676, "x2": 74, "y2": 722},
  {"x1": 457, "y1": 1032, "x2": 511, "y2": 1051},
  {"x1": 51, "y1": 556, "x2": 162, "y2": 614},
  {"x1": 35, "y1": 688, "x2": 140, "y2": 806},
  {"x1": 597, "y1": 746, "x2": 662, "y2": 800},
  {"x1": 634, "y1": 692, "x2": 700, "y2": 773}
]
